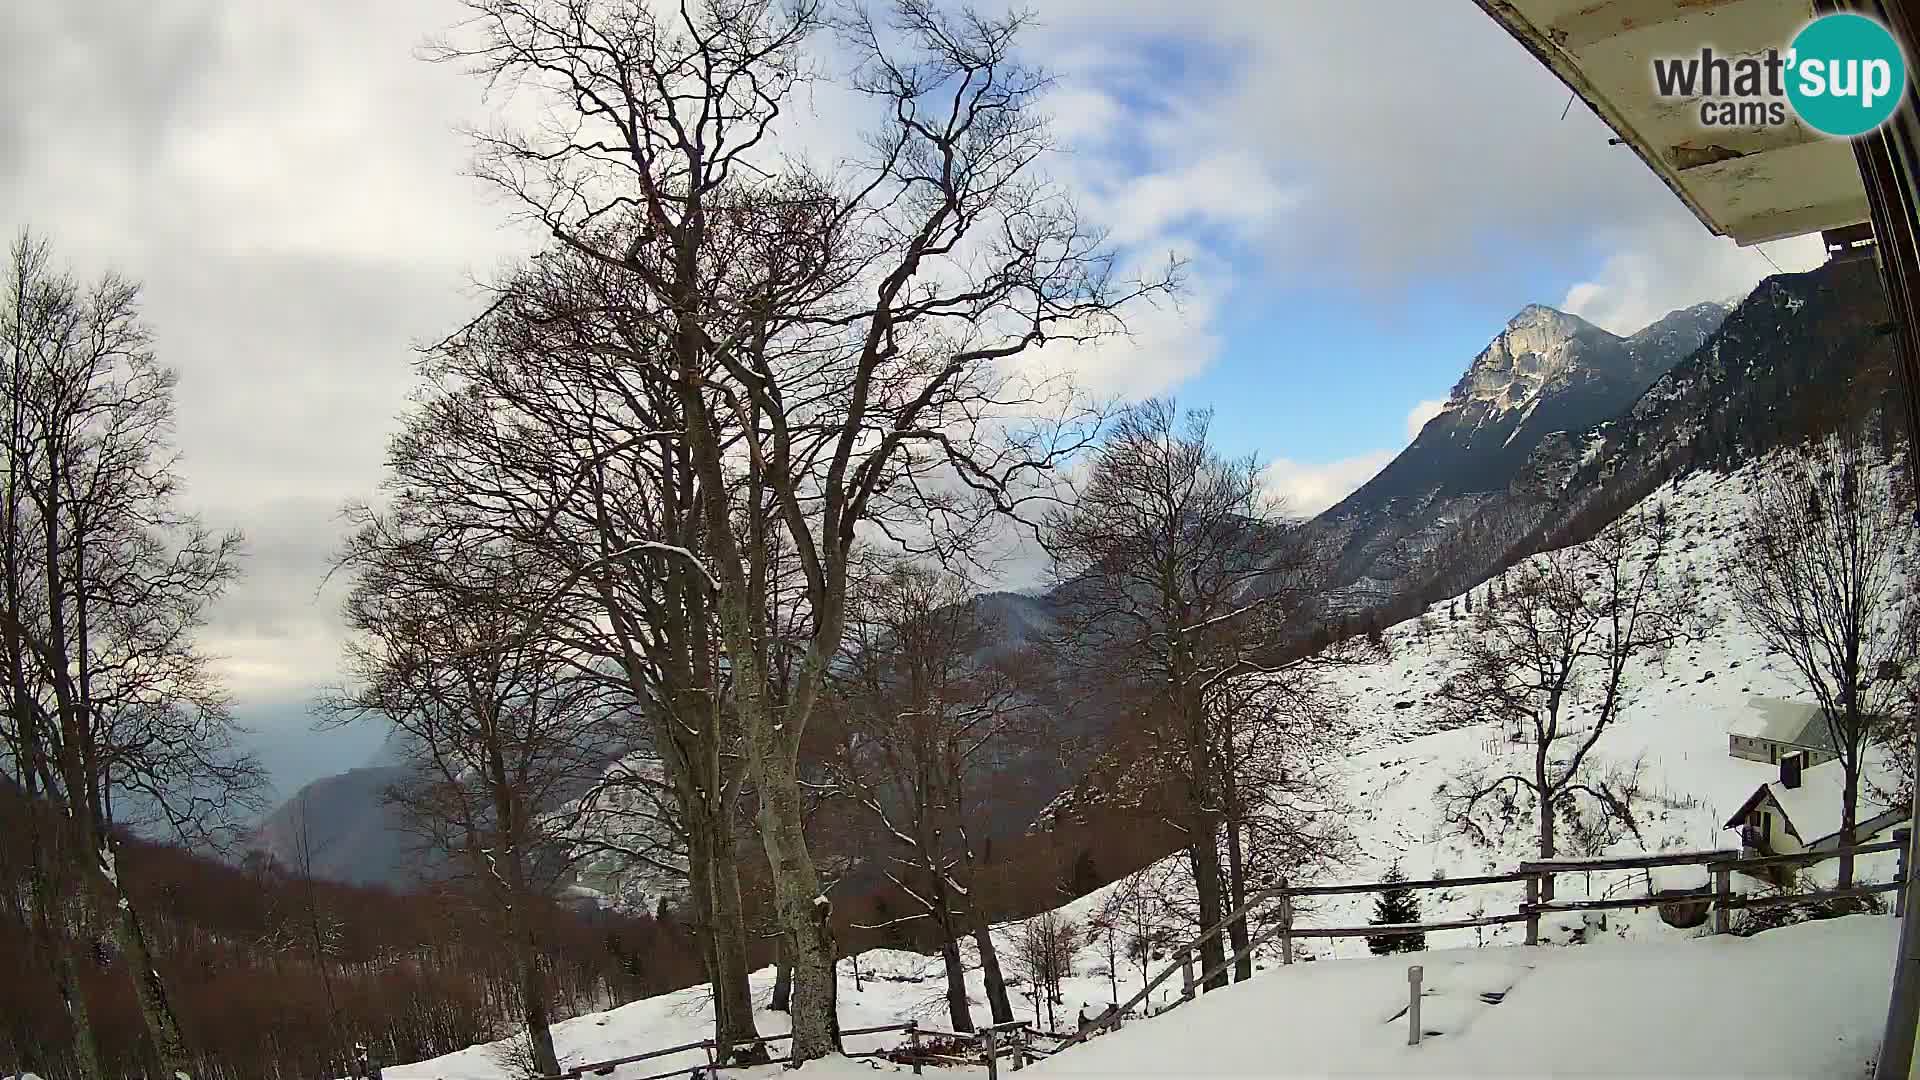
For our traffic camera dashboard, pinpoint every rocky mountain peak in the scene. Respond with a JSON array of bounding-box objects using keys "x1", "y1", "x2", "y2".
[{"x1": 1445, "y1": 304, "x2": 1606, "y2": 417}]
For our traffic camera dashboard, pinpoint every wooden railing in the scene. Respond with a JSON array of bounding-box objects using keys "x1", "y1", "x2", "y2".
[
  {"x1": 1060, "y1": 829, "x2": 1913, "y2": 1050},
  {"x1": 530, "y1": 831, "x2": 1913, "y2": 1075},
  {"x1": 531, "y1": 1017, "x2": 1052, "y2": 1080}
]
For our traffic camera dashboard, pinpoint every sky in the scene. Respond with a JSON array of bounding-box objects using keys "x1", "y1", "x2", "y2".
[{"x1": 2, "y1": 0, "x2": 1826, "y2": 800}]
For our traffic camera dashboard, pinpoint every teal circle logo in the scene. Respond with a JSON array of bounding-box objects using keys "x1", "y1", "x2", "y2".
[{"x1": 1786, "y1": 13, "x2": 1907, "y2": 137}]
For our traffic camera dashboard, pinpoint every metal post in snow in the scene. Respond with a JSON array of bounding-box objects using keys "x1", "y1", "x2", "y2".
[
  {"x1": 1407, "y1": 965, "x2": 1424, "y2": 1046},
  {"x1": 907, "y1": 1021, "x2": 921, "y2": 1076}
]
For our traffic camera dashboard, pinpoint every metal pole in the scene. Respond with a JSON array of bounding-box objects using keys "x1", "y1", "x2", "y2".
[
  {"x1": 1407, "y1": 965, "x2": 1424, "y2": 1046},
  {"x1": 1819, "y1": 7, "x2": 1920, "y2": 1073},
  {"x1": 1875, "y1": 716, "x2": 1920, "y2": 1080},
  {"x1": 1898, "y1": 828, "x2": 1911, "y2": 909}
]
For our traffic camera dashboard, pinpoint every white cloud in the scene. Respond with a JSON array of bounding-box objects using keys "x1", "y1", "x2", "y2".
[
  {"x1": 6, "y1": 0, "x2": 1846, "y2": 715},
  {"x1": 1406, "y1": 399, "x2": 1448, "y2": 441},
  {"x1": 1260, "y1": 450, "x2": 1395, "y2": 518},
  {"x1": 1562, "y1": 217, "x2": 1826, "y2": 334}
]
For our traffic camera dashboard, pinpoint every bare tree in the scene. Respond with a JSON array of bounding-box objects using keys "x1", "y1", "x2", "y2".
[
  {"x1": 368, "y1": 233, "x2": 774, "y2": 1060},
  {"x1": 333, "y1": 537, "x2": 615, "y2": 1078},
  {"x1": 1437, "y1": 504, "x2": 1700, "y2": 894},
  {"x1": 1040, "y1": 400, "x2": 1317, "y2": 991},
  {"x1": 1726, "y1": 429, "x2": 1920, "y2": 886},
  {"x1": 428, "y1": 0, "x2": 1174, "y2": 1058},
  {"x1": 1206, "y1": 671, "x2": 1355, "y2": 978},
  {"x1": 267, "y1": 794, "x2": 349, "y2": 1078},
  {"x1": 0, "y1": 230, "x2": 260, "y2": 1080},
  {"x1": 826, "y1": 556, "x2": 1034, "y2": 1031},
  {"x1": 1012, "y1": 912, "x2": 1077, "y2": 1031}
]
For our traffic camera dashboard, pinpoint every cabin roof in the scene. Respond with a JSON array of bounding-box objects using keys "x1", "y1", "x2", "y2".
[{"x1": 1474, "y1": 0, "x2": 1871, "y2": 245}]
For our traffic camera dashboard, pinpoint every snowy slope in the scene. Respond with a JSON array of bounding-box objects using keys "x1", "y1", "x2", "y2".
[
  {"x1": 389, "y1": 450, "x2": 1914, "y2": 1080},
  {"x1": 387, "y1": 915, "x2": 1906, "y2": 1080},
  {"x1": 1280, "y1": 454, "x2": 1905, "y2": 954},
  {"x1": 1035, "y1": 915, "x2": 1898, "y2": 1077}
]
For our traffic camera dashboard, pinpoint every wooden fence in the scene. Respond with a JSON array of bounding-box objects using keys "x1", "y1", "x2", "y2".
[
  {"x1": 1060, "y1": 829, "x2": 1913, "y2": 1050},
  {"x1": 530, "y1": 1017, "x2": 1058, "y2": 1080},
  {"x1": 530, "y1": 831, "x2": 1912, "y2": 1076}
]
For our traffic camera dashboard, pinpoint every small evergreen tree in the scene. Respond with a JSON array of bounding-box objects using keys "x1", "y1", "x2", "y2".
[{"x1": 1367, "y1": 862, "x2": 1426, "y2": 955}]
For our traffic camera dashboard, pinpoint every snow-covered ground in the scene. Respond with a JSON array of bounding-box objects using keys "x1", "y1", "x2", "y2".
[
  {"x1": 1038, "y1": 914, "x2": 1899, "y2": 1078},
  {"x1": 390, "y1": 914, "x2": 1906, "y2": 1079},
  {"x1": 1282, "y1": 457, "x2": 1907, "y2": 955},
  {"x1": 391, "y1": 452, "x2": 1915, "y2": 1078}
]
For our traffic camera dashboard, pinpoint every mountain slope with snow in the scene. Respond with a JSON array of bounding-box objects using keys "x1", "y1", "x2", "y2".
[
  {"x1": 385, "y1": 444, "x2": 1916, "y2": 1080},
  {"x1": 1309, "y1": 300, "x2": 1726, "y2": 609}
]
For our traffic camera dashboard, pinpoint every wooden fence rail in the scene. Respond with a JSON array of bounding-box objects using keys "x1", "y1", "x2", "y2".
[
  {"x1": 1061, "y1": 829, "x2": 1913, "y2": 1050},
  {"x1": 532, "y1": 1017, "x2": 1053, "y2": 1080},
  {"x1": 534, "y1": 831, "x2": 1914, "y2": 1074}
]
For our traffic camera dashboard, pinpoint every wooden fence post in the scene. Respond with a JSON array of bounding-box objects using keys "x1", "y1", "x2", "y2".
[
  {"x1": 1897, "y1": 828, "x2": 1912, "y2": 909},
  {"x1": 1713, "y1": 863, "x2": 1732, "y2": 935},
  {"x1": 907, "y1": 1021, "x2": 921, "y2": 1076},
  {"x1": 1407, "y1": 965, "x2": 1424, "y2": 1046},
  {"x1": 1524, "y1": 875, "x2": 1540, "y2": 946},
  {"x1": 1013, "y1": 1024, "x2": 1026, "y2": 1071},
  {"x1": 1280, "y1": 880, "x2": 1295, "y2": 965},
  {"x1": 984, "y1": 1026, "x2": 998, "y2": 1080},
  {"x1": 1181, "y1": 948, "x2": 1195, "y2": 1000}
]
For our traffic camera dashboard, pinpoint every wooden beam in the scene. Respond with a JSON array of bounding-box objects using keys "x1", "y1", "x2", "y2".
[
  {"x1": 1713, "y1": 837, "x2": 1906, "y2": 874},
  {"x1": 1289, "y1": 913, "x2": 1533, "y2": 939},
  {"x1": 1547, "y1": 0, "x2": 1753, "y2": 53},
  {"x1": 1288, "y1": 870, "x2": 1528, "y2": 897},
  {"x1": 1519, "y1": 849, "x2": 1739, "y2": 874}
]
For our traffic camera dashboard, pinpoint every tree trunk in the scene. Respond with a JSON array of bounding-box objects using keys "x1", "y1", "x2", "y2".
[
  {"x1": 972, "y1": 918, "x2": 1014, "y2": 1024},
  {"x1": 1186, "y1": 834, "x2": 1229, "y2": 991},
  {"x1": 103, "y1": 838, "x2": 196, "y2": 1080},
  {"x1": 1536, "y1": 782, "x2": 1557, "y2": 903},
  {"x1": 1223, "y1": 821, "x2": 1252, "y2": 983},
  {"x1": 1841, "y1": 765, "x2": 1861, "y2": 889},
  {"x1": 771, "y1": 935, "x2": 792, "y2": 1012},
  {"x1": 699, "y1": 820, "x2": 764, "y2": 1063},
  {"x1": 751, "y1": 748, "x2": 839, "y2": 1061},
  {"x1": 1179, "y1": 673, "x2": 1228, "y2": 992},
  {"x1": 939, "y1": 935, "x2": 973, "y2": 1032},
  {"x1": 53, "y1": 929, "x2": 101, "y2": 1080},
  {"x1": 1535, "y1": 744, "x2": 1557, "y2": 903},
  {"x1": 517, "y1": 940, "x2": 561, "y2": 1078},
  {"x1": 924, "y1": 871, "x2": 973, "y2": 1032}
]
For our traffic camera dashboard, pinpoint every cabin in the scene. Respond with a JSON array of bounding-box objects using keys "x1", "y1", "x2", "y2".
[
  {"x1": 1723, "y1": 750, "x2": 1907, "y2": 858},
  {"x1": 1727, "y1": 696, "x2": 1843, "y2": 768}
]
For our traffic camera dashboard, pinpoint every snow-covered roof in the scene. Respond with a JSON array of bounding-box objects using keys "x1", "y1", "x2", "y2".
[
  {"x1": 1728, "y1": 696, "x2": 1838, "y2": 753},
  {"x1": 1729, "y1": 760, "x2": 1894, "y2": 846}
]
